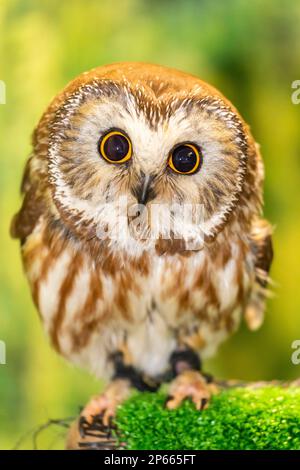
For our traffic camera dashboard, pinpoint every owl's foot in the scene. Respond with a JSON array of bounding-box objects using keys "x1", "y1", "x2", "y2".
[
  {"x1": 66, "y1": 378, "x2": 131, "y2": 450},
  {"x1": 80, "y1": 378, "x2": 131, "y2": 428},
  {"x1": 166, "y1": 370, "x2": 217, "y2": 410}
]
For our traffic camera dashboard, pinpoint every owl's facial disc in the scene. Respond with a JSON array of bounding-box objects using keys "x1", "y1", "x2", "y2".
[{"x1": 49, "y1": 79, "x2": 249, "y2": 252}]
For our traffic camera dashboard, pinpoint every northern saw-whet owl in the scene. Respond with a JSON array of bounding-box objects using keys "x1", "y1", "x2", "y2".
[{"x1": 11, "y1": 63, "x2": 273, "y2": 448}]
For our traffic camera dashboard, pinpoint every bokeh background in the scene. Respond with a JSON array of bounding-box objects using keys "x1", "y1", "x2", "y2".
[{"x1": 1, "y1": 0, "x2": 300, "y2": 449}]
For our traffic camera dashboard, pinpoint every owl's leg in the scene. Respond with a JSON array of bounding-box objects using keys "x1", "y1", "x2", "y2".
[
  {"x1": 67, "y1": 351, "x2": 160, "y2": 449},
  {"x1": 79, "y1": 350, "x2": 160, "y2": 427},
  {"x1": 169, "y1": 346, "x2": 202, "y2": 376},
  {"x1": 166, "y1": 347, "x2": 218, "y2": 410}
]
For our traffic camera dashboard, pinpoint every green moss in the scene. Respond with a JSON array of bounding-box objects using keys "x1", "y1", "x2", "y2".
[{"x1": 115, "y1": 387, "x2": 300, "y2": 450}]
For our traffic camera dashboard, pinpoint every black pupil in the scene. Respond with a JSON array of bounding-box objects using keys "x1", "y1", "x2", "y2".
[
  {"x1": 172, "y1": 145, "x2": 198, "y2": 173},
  {"x1": 104, "y1": 133, "x2": 129, "y2": 161}
]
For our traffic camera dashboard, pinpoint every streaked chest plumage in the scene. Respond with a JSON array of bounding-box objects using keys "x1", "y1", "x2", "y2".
[{"x1": 22, "y1": 218, "x2": 253, "y2": 379}]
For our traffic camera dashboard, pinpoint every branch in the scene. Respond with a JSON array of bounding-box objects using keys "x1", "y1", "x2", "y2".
[{"x1": 66, "y1": 379, "x2": 300, "y2": 450}]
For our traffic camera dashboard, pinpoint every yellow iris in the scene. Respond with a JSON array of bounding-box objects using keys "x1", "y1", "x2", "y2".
[
  {"x1": 168, "y1": 143, "x2": 201, "y2": 175},
  {"x1": 99, "y1": 130, "x2": 132, "y2": 164}
]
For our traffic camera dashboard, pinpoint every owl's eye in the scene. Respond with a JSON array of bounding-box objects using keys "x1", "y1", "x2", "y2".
[
  {"x1": 168, "y1": 143, "x2": 202, "y2": 175},
  {"x1": 99, "y1": 130, "x2": 132, "y2": 164}
]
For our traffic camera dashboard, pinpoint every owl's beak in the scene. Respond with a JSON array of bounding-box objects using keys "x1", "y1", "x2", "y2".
[{"x1": 132, "y1": 173, "x2": 156, "y2": 205}]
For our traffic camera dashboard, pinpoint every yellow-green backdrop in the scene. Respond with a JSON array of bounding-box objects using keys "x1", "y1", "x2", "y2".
[{"x1": 1, "y1": 0, "x2": 300, "y2": 449}]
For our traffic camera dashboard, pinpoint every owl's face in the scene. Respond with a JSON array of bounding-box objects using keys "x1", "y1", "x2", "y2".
[{"x1": 48, "y1": 65, "x2": 252, "y2": 254}]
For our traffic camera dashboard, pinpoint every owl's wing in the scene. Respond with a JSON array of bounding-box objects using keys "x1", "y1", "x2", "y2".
[
  {"x1": 10, "y1": 155, "x2": 46, "y2": 242},
  {"x1": 244, "y1": 218, "x2": 274, "y2": 330}
]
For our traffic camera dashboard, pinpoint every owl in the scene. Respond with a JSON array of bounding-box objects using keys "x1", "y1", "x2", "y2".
[{"x1": 11, "y1": 62, "x2": 273, "y2": 448}]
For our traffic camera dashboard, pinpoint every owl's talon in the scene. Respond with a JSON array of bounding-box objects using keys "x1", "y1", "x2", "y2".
[{"x1": 201, "y1": 398, "x2": 208, "y2": 409}]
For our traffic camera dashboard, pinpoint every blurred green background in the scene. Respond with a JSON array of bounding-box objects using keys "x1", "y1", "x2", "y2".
[{"x1": 1, "y1": 0, "x2": 300, "y2": 450}]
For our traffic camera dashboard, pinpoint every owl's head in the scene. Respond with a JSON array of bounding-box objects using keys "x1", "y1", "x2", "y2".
[{"x1": 43, "y1": 63, "x2": 262, "y2": 255}]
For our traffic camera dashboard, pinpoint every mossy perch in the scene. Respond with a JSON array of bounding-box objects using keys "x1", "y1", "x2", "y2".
[
  {"x1": 67, "y1": 380, "x2": 300, "y2": 450},
  {"x1": 15, "y1": 381, "x2": 300, "y2": 449},
  {"x1": 115, "y1": 385, "x2": 300, "y2": 450}
]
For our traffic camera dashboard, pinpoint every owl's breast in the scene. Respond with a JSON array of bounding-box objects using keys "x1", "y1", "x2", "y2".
[
  {"x1": 126, "y1": 244, "x2": 253, "y2": 374},
  {"x1": 22, "y1": 219, "x2": 253, "y2": 379}
]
